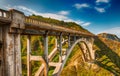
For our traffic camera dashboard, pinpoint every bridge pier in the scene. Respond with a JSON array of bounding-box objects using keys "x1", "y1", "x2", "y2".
[
  {"x1": 74, "y1": 35, "x2": 76, "y2": 42},
  {"x1": 59, "y1": 32, "x2": 62, "y2": 62},
  {"x1": 0, "y1": 9, "x2": 24, "y2": 76},
  {"x1": 68, "y1": 34, "x2": 71, "y2": 48},
  {"x1": 43, "y1": 31, "x2": 49, "y2": 76},
  {"x1": 27, "y1": 35, "x2": 31, "y2": 76},
  {"x1": 0, "y1": 26, "x2": 3, "y2": 76},
  {"x1": 2, "y1": 26, "x2": 22, "y2": 76},
  {"x1": 86, "y1": 38, "x2": 94, "y2": 61}
]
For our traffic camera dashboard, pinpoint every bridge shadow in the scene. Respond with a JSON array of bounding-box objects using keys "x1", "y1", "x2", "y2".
[{"x1": 94, "y1": 36, "x2": 120, "y2": 76}]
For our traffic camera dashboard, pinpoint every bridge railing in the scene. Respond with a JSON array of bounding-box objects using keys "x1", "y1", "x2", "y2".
[
  {"x1": 25, "y1": 16, "x2": 51, "y2": 27},
  {"x1": 25, "y1": 16, "x2": 90, "y2": 36},
  {"x1": 0, "y1": 9, "x2": 10, "y2": 19}
]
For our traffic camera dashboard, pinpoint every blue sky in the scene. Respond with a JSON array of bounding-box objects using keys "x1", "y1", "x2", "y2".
[{"x1": 0, "y1": 0, "x2": 120, "y2": 37}]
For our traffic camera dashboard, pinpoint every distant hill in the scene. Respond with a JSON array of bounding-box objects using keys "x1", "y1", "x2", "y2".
[{"x1": 98, "y1": 33, "x2": 120, "y2": 42}]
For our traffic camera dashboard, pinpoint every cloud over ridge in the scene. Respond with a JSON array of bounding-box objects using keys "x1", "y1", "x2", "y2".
[{"x1": 5, "y1": 5, "x2": 91, "y2": 27}]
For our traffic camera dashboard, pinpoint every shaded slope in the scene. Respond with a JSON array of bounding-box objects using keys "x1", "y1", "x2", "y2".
[{"x1": 94, "y1": 36, "x2": 120, "y2": 75}]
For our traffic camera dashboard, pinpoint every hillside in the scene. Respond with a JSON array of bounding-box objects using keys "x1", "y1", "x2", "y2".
[{"x1": 97, "y1": 34, "x2": 120, "y2": 57}]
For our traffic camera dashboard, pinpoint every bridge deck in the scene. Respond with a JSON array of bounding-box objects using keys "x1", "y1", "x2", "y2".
[{"x1": 0, "y1": 8, "x2": 94, "y2": 36}]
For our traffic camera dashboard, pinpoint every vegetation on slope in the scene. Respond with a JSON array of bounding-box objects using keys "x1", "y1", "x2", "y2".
[
  {"x1": 29, "y1": 15, "x2": 91, "y2": 34},
  {"x1": 94, "y1": 37, "x2": 120, "y2": 76}
]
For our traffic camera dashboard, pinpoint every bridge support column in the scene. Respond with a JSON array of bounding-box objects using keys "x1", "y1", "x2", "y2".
[
  {"x1": 59, "y1": 32, "x2": 62, "y2": 62},
  {"x1": 68, "y1": 34, "x2": 71, "y2": 48},
  {"x1": 0, "y1": 26, "x2": 4, "y2": 76},
  {"x1": 87, "y1": 38, "x2": 94, "y2": 60},
  {"x1": 66, "y1": 34, "x2": 71, "y2": 55},
  {"x1": 2, "y1": 9, "x2": 24, "y2": 76},
  {"x1": 3, "y1": 26, "x2": 22, "y2": 76},
  {"x1": 43, "y1": 31, "x2": 49, "y2": 76},
  {"x1": 27, "y1": 35, "x2": 31, "y2": 76},
  {"x1": 74, "y1": 35, "x2": 76, "y2": 42}
]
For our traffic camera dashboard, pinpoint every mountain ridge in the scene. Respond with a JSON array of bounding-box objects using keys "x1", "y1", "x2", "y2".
[{"x1": 97, "y1": 33, "x2": 120, "y2": 42}]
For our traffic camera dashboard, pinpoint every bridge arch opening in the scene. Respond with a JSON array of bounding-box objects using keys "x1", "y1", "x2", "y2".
[
  {"x1": 60, "y1": 38, "x2": 94, "y2": 75},
  {"x1": 66, "y1": 38, "x2": 93, "y2": 62}
]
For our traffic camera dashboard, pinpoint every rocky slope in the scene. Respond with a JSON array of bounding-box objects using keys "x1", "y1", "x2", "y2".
[{"x1": 98, "y1": 33, "x2": 120, "y2": 42}]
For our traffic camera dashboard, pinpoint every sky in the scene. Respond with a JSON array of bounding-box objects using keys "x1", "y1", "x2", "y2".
[{"x1": 0, "y1": 0, "x2": 120, "y2": 37}]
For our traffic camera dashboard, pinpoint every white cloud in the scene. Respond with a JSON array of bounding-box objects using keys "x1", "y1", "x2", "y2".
[
  {"x1": 95, "y1": 7, "x2": 105, "y2": 13},
  {"x1": 5, "y1": 5, "x2": 91, "y2": 27},
  {"x1": 82, "y1": 22, "x2": 91, "y2": 26},
  {"x1": 98, "y1": 27, "x2": 120, "y2": 37},
  {"x1": 58, "y1": 11, "x2": 69, "y2": 15},
  {"x1": 74, "y1": 3, "x2": 90, "y2": 9},
  {"x1": 96, "y1": 0, "x2": 110, "y2": 3},
  {"x1": 6, "y1": 5, "x2": 69, "y2": 20},
  {"x1": 95, "y1": 0, "x2": 111, "y2": 13}
]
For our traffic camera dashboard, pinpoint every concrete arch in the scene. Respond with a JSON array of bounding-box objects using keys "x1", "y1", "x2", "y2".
[
  {"x1": 78, "y1": 41, "x2": 92, "y2": 61},
  {"x1": 59, "y1": 38, "x2": 94, "y2": 75}
]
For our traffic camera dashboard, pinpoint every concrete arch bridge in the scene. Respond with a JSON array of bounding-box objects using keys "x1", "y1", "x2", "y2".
[{"x1": 0, "y1": 8, "x2": 95, "y2": 76}]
